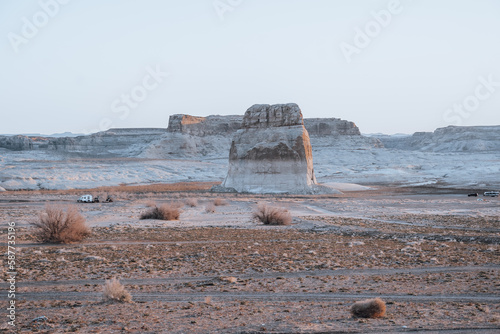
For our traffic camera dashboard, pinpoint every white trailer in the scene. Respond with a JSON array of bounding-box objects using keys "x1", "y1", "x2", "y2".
[{"x1": 77, "y1": 194, "x2": 94, "y2": 203}]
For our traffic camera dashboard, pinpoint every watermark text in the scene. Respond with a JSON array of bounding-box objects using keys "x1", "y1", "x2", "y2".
[
  {"x1": 6, "y1": 222, "x2": 17, "y2": 327},
  {"x1": 8, "y1": 0, "x2": 71, "y2": 53},
  {"x1": 213, "y1": 0, "x2": 243, "y2": 21},
  {"x1": 82, "y1": 64, "x2": 169, "y2": 134},
  {"x1": 443, "y1": 74, "x2": 499, "y2": 125},
  {"x1": 339, "y1": 0, "x2": 404, "y2": 63}
]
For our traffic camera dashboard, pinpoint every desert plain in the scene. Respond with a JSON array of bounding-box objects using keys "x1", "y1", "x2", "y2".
[{"x1": 1, "y1": 182, "x2": 499, "y2": 333}]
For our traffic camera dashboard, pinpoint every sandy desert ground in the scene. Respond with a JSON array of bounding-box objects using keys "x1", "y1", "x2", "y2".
[{"x1": 0, "y1": 183, "x2": 499, "y2": 333}]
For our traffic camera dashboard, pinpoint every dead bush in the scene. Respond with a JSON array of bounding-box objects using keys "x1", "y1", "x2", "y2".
[
  {"x1": 205, "y1": 204, "x2": 216, "y2": 213},
  {"x1": 102, "y1": 278, "x2": 132, "y2": 303},
  {"x1": 253, "y1": 204, "x2": 292, "y2": 225},
  {"x1": 350, "y1": 298, "x2": 386, "y2": 318},
  {"x1": 185, "y1": 198, "x2": 198, "y2": 207},
  {"x1": 31, "y1": 205, "x2": 90, "y2": 243},
  {"x1": 140, "y1": 204, "x2": 180, "y2": 220},
  {"x1": 213, "y1": 198, "x2": 227, "y2": 206}
]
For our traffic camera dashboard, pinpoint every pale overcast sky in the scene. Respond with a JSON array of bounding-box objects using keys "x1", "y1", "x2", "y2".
[{"x1": 1, "y1": 0, "x2": 499, "y2": 135}]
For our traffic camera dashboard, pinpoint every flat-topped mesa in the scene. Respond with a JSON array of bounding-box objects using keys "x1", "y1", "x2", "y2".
[
  {"x1": 167, "y1": 111, "x2": 361, "y2": 137},
  {"x1": 167, "y1": 115, "x2": 206, "y2": 133},
  {"x1": 222, "y1": 103, "x2": 317, "y2": 193},
  {"x1": 167, "y1": 114, "x2": 242, "y2": 136},
  {"x1": 304, "y1": 118, "x2": 361, "y2": 136}
]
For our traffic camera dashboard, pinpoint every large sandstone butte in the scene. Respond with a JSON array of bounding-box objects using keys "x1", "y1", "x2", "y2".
[{"x1": 221, "y1": 103, "x2": 317, "y2": 193}]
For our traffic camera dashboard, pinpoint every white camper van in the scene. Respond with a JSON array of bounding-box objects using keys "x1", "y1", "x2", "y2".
[{"x1": 77, "y1": 194, "x2": 94, "y2": 203}]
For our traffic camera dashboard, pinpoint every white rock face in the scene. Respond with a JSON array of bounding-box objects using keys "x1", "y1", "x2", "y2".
[{"x1": 222, "y1": 103, "x2": 317, "y2": 193}]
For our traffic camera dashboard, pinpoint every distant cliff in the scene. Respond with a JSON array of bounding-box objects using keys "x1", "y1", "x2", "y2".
[
  {"x1": 0, "y1": 129, "x2": 168, "y2": 156},
  {"x1": 378, "y1": 125, "x2": 500, "y2": 152},
  {"x1": 304, "y1": 118, "x2": 361, "y2": 136},
  {"x1": 2, "y1": 119, "x2": 497, "y2": 157},
  {"x1": 166, "y1": 114, "x2": 362, "y2": 137},
  {"x1": 167, "y1": 114, "x2": 243, "y2": 136},
  {"x1": 0, "y1": 135, "x2": 33, "y2": 150}
]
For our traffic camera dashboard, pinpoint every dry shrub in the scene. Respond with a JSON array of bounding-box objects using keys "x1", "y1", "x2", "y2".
[
  {"x1": 140, "y1": 204, "x2": 180, "y2": 220},
  {"x1": 253, "y1": 204, "x2": 292, "y2": 225},
  {"x1": 31, "y1": 205, "x2": 90, "y2": 243},
  {"x1": 102, "y1": 278, "x2": 132, "y2": 303},
  {"x1": 185, "y1": 198, "x2": 198, "y2": 207},
  {"x1": 170, "y1": 201, "x2": 184, "y2": 209},
  {"x1": 213, "y1": 198, "x2": 227, "y2": 206},
  {"x1": 145, "y1": 200, "x2": 156, "y2": 207},
  {"x1": 350, "y1": 298, "x2": 386, "y2": 318},
  {"x1": 205, "y1": 204, "x2": 216, "y2": 213}
]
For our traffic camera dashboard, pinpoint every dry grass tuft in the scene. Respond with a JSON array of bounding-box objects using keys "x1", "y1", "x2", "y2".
[
  {"x1": 140, "y1": 204, "x2": 180, "y2": 220},
  {"x1": 350, "y1": 298, "x2": 386, "y2": 318},
  {"x1": 144, "y1": 200, "x2": 156, "y2": 208},
  {"x1": 253, "y1": 204, "x2": 292, "y2": 226},
  {"x1": 205, "y1": 204, "x2": 216, "y2": 213},
  {"x1": 185, "y1": 198, "x2": 198, "y2": 207},
  {"x1": 213, "y1": 198, "x2": 227, "y2": 206},
  {"x1": 102, "y1": 278, "x2": 132, "y2": 303},
  {"x1": 31, "y1": 205, "x2": 90, "y2": 243}
]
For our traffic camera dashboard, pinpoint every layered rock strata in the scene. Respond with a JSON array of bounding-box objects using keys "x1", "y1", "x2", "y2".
[
  {"x1": 167, "y1": 114, "x2": 242, "y2": 136},
  {"x1": 221, "y1": 103, "x2": 317, "y2": 193},
  {"x1": 377, "y1": 125, "x2": 500, "y2": 152}
]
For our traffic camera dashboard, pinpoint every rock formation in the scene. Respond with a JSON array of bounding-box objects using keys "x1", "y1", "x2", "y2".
[
  {"x1": 0, "y1": 114, "x2": 366, "y2": 158},
  {"x1": 304, "y1": 118, "x2": 360, "y2": 136},
  {"x1": 167, "y1": 114, "x2": 242, "y2": 136},
  {"x1": 221, "y1": 103, "x2": 317, "y2": 193},
  {"x1": 0, "y1": 135, "x2": 33, "y2": 151},
  {"x1": 377, "y1": 125, "x2": 500, "y2": 152}
]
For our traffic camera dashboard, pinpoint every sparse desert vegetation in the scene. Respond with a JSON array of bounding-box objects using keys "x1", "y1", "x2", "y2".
[
  {"x1": 351, "y1": 298, "x2": 387, "y2": 318},
  {"x1": 213, "y1": 198, "x2": 227, "y2": 206},
  {"x1": 205, "y1": 203, "x2": 216, "y2": 213},
  {"x1": 185, "y1": 198, "x2": 198, "y2": 207},
  {"x1": 2, "y1": 188, "x2": 499, "y2": 333},
  {"x1": 102, "y1": 278, "x2": 132, "y2": 303},
  {"x1": 31, "y1": 205, "x2": 90, "y2": 243},
  {"x1": 140, "y1": 203, "x2": 181, "y2": 220},
  {"x1": 253, "y1": 203, "x2": 292, "y2": 225}
]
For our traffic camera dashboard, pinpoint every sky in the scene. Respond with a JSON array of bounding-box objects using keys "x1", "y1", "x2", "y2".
[{"x1": 1, "y1": 0, "x2": 499, "y2": 135}]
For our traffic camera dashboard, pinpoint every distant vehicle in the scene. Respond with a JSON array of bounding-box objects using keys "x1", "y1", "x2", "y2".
[
  {"x1": 484, "y1": 191, "x2": 499, "y2": 197},
  {"x1": 77, "y1": 194, "x2": 94, "y2": 203},
  {"x1": 468, "y1": 193, "x2": 478, "y2": 197},
  {"x1": 77, "y1": 194, "x2": 114, "y2": 203}
]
